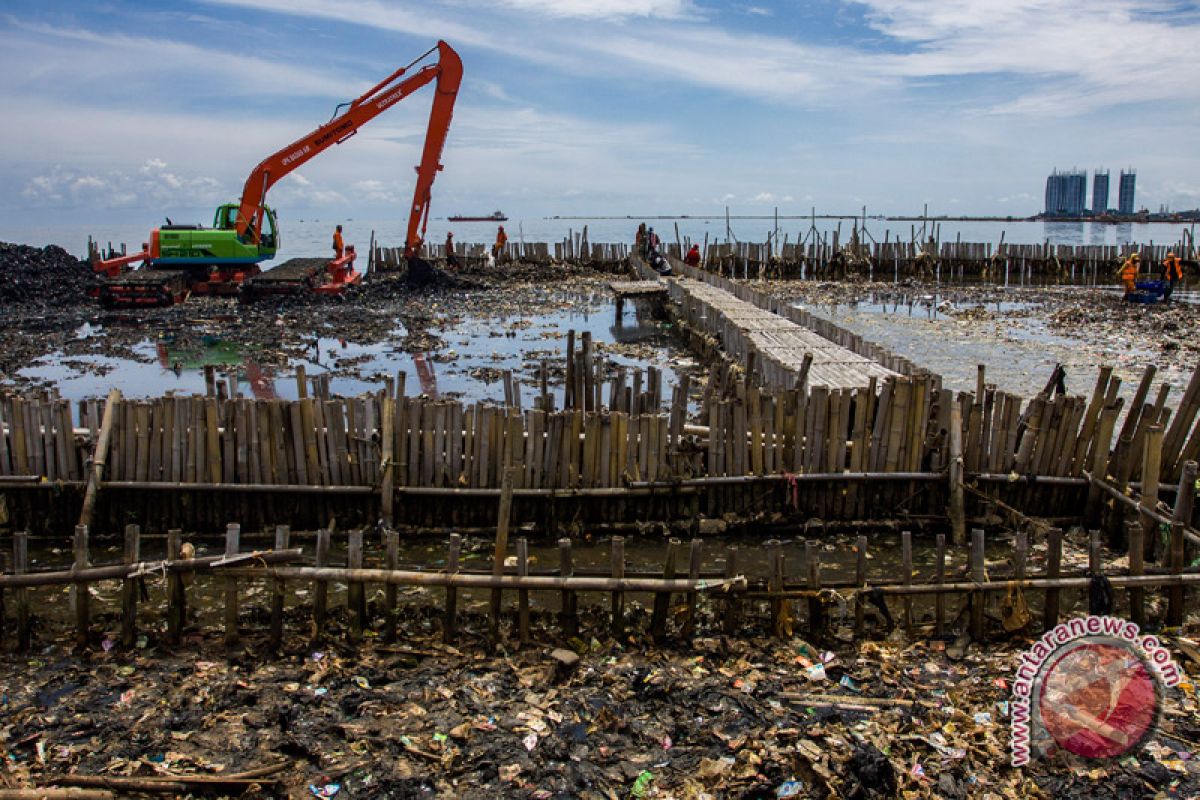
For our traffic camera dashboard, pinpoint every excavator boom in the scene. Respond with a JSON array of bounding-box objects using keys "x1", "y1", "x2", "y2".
[{"x1": 234, "y1": 41, "x2": 463, "y2": 254}]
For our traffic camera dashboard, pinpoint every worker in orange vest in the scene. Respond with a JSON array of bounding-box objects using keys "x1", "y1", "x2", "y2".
[
  {"x1": 1162, "y1": 251, "x2": 1183, "y2": 301},
  {"x1": 1119, "y1": 253, "x2": 1140, "y2": 298},
  {"x1": 493, "y1": 225, "x2": 508, "y2": 261},
  {"x1": 684, "y1": 244, "x2": 702, "y2": 267},
  {"x1": 332, "y1": 224, "x2": 345, "y2": 260}
]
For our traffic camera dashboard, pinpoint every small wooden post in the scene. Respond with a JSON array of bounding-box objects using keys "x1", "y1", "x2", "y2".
[
  {"x1": 165, "y1": 529, "x2": 185, "y2": 645},
  {"x1": 558, "y1": 538, "x2": 578, "y2": 639},
  {"x1": 384, "y1": 529, "x2": 399, "y2": 643},
  {"x1": 806, "y1": 540, "x2": 823, "y2": 639},
  {"x1": 73, "y1": 524, "x2": 91, "y2": 649},
  {"x1": 899, "y1": 532, "x2": 914, "y2": 638},
  {"x1": 1014, "y1": 531, "x2": 1028, "y2": 582},
  {"x1": 970, "y1": 528, "x2": 985, "y2": 640},
  {"x1": 1127, "y1": 520, "x2": 1145, "y2": 627},
  {"x1": 853, "y1": 535, "x2": 868, "y2": 639},
  {"x1": 1168, "y1": 461, "x2": 1197, "y2": 626},
  {"x1": 610, "y1": 536, "x2": 625, "y2": 639},
  {"x1": 948, "y1": 403, "x2": 966, "y2": 545},
  {"x1": 1140, "y1": 425, "x2": 1163, "y2": 563},
  {"x1": 444, "y1": 533, "x2": 461, "y2": 643},
  {"x1": 683, "y1": 539, "x2": 703, "y2": 640},
  {"x1": 268, "y1": 525, "x2": 289, "y2": 649},
  {"x1": 767, "y1": 539, "x2": 786, "y2": 638},
  {"x1": 1089, "y1": 530, "x2": 1103, "y2": 576},
  {"x1": 312, "y1": 528, "x2": 331, "y2": 641},
  {"x1": 650, "y1": 538, "x2": 680, "y2": 642},
  {"x1": 934, "y1": 534, "x2": 946, "y2": 637},
  {"x1": 517, "y1": 538, "x2": 531, "y2": 646},
  {"x1": 348, "y1": 528, "x2": 365, "y2": 643},
  {"x1": 1044, "y1": 527, "x2": 1063, "y2": 629},
  {"x1": 223, "y1": 523, "x2": 240, "y2": 646},
  {"x1": 120, "y1": 524, "x2": 140, "y2": 648},
  {"x1": 489, "y1": 467, "x2": 517, "y2": 643},
  {"x1": 722, "y1": 545, "x2": 740, "y2": 635},
  {"x1": 14, "y1": 531, "x2": 29, "y2": 651}
]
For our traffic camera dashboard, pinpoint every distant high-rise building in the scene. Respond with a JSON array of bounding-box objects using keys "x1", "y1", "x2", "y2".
[
  {"x1": 1092, "y1": 169, "x2": 1110, "y2": 214},
  {"x1": 1045, "y1": 169, "x2": 1088, "y2": 216},
  {"x1": 1119, "y1": 169, "x2": 1137, "y2": 215}
]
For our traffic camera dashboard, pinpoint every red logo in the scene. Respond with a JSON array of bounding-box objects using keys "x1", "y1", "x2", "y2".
[{"x1": 1036, "y1": 638, "x2": 1163, "y2": 760}]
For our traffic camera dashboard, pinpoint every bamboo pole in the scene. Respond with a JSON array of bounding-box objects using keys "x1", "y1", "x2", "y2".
[
  {"x1": 384, "y1": 529, "x2": 399, "y2": 643},
  {"x1": 1169, "y1": 461, "x2": 1197, "y2": 626},
  {"x1": 559, "y1": 538, "x2": 578, "y2": 638},
  {"x1": 224, "y1": 523, "x2": 239, "y2": 646},
  {"x1": 444, "y1": 533, "x2": 461, "y2": 643},
  {"x1": 268, "y1": 526, "x2": 289, "y2": 648},
  {"x1": 348, "y1": 528, "x2": 365, "y2": 642},
  {"x1": 650, "y1": 538, "x2": 680, "y2": 642},
  {"x1": 120, "y1": 524, "x2": 140, "y2": 648},
  {"x1": 489, "y1": 466, "x2": 517, "y2": 643},
  {"x1": 77, "y1": 389, "x2": 121, "y2": 531},
  {"x1": 610, "y1": 536, "x2": 625, "y2": 639},
  {"x1": 311, "y1": 528, "x2": 330, "y2": 641},
  {"x1": 1044, "y1": 527, "x2": 1063, "y2": 629},
  {"x1": 0, "y1": 550, "x2": 302, "y2": 589},
  {"x1": 73, "y1": 524, "x2": 90, "y2": 649},
  {"x1": 517, "y1": 538, "x2": 531, "y2": 645},
  {"x1": 14, "y1": 531, "x2": 29, "y2": 651},
  {"x1": 970, "y1": 529, "x2": 985, "y2": 640},
  {"x1": 948, "y1": 403, "x2": 966, "y2": 545}
]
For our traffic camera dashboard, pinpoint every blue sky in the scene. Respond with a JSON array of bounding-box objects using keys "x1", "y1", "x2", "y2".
[{"x1": 3, "y1": 0, "x2": 1199, "y2": 225}]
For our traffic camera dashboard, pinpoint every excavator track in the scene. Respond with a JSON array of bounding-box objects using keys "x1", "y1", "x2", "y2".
[
  {"x1": 241, "y1": 258, "x2": 329, "y2": 299},
  {"x1": 99, "y1": 269, "x2": 191, "y2": 308}
]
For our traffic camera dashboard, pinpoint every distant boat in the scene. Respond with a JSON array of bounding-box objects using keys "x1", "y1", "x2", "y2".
[{"x1": 447, "y1": 210, "x2": 507, "y2": 222}]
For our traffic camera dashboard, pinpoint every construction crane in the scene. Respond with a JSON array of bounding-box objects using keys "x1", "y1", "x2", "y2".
[{"x1": 92, "y1": 40, "x2": 462, "y2": 307}]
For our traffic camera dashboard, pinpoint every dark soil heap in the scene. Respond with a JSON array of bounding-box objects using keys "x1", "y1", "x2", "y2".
[{"x1": 0, "y1": 242, "x2": 96, "y2": 312}]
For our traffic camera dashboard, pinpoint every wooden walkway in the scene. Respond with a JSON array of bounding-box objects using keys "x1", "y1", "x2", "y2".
[
  {"x1": 619, "y1": 256, "x2": 899, "y2": 391},
  {"x1": 672, "y1": 277, "x2": 897, "y2": 390}
]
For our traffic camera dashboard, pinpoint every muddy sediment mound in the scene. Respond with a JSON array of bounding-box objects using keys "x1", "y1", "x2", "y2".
[{"x1": 0, "y1": 242, "x2": 96, "y2": 311}]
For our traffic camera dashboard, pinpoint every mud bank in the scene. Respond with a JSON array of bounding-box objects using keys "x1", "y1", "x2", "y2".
[{"x1": 3, "y1": 603, "x2": 1200, "y2": 798}]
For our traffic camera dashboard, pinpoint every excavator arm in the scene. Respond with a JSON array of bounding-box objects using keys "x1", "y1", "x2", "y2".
[{"x1": 233, "y1": 40, "x2": 463, "y2": 256}]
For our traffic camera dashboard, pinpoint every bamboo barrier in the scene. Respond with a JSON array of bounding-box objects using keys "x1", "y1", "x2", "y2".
[
  {"x1": 0, "y1": 363, "x2": 1195, "y2": 532},
  {"x1": 4, "y1": 516, "x2": 1200, "y2": 652}
]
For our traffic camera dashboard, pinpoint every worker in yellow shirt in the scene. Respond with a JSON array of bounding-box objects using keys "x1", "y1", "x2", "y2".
[
  {"x1": 1162, "y1": 251, "x2": 1183, "y2": 301},
  {"x1": 1119, "y1": 253, "x2": 1140, "y2": 298}
]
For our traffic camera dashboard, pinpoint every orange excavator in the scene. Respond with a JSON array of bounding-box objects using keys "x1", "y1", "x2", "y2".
[{"x1": 93, "y1": 40, "x2": 462, "y2": 307}]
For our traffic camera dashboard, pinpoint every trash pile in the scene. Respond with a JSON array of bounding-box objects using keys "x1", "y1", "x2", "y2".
[
  {"x1": 2, "y1": 604, "x2": 1198, "y2": 798},
  {"x1": 0, "y1": 242, "x2": 96, "y2": 312}
]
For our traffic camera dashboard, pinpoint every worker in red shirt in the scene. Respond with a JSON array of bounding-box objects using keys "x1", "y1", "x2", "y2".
[
  {"x1": 684, "y1": 244, "x2": 702, "y2": 268},
  {"x1": 332, "y1": 225, "x2": 345, "y2": 260},
  {"x1": 1162, "y1": 251, "x2": 1183, "y2": 301}
]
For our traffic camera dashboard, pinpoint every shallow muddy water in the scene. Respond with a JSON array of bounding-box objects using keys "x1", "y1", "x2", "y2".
[
  {"x1": 787, "y1": 286, "x2": 1190, "y2": 402},
  {"x1": 17, "y1": 290, "x2": 703, "y2": 408}
]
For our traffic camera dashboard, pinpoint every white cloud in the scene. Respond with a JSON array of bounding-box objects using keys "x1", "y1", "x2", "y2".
[
  {"x1": 22, "y1": 161, "x2": 226, "y2": 210},
  {"x1": 491, "y1": 0, "x2": 690, "y2": 18},
  {"x1": 2, "y1": 22, "x2": 359, "y2": 100}
]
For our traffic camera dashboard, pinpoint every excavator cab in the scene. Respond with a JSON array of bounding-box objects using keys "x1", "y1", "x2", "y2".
[{"x1": 212, "y1": 203, "x2": 278, "y2": 250}]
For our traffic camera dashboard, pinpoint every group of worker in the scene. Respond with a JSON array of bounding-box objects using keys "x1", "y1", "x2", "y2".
[
  {"x1": 634, "y1": 222, "x2": 702, "y2": 269},
  {"x1": 442, "y1": 226, "x2": 506, "y2": 271},
  {"x1": 1118, "y1": 250, "x2": 1184, "y2": 301}
]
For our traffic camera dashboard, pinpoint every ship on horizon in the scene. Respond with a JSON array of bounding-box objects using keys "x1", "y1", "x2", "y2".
[{"x1": 447, "y1": 210, "x2": 508, "y2": 222}]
